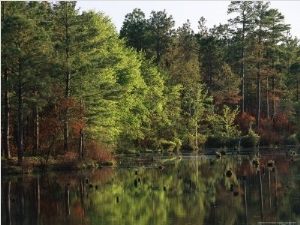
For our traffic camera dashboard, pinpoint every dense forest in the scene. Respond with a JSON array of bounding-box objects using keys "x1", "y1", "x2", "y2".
[{"x1": 1, "y1": 1, "x2": 300, "y2": 164}]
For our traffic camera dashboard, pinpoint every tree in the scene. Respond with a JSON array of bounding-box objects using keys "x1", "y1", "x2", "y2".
[
  {"x1": 264, "y1": 8, "x2": 290, "y2": 119},
  {"x1": 120, "y1": 8, "x2": 147, "y2": 51},
  {"x1": 196, "y1": 23, "x2": 224, "y2": 91},
  {"x1": 228, "y1": 1, "x2": 256, "y2": 113},
  {"x1": 250, "y1": 1, "x2": 271, "y2": 130},
  {"x1": 145, "y1": 10, "x2": 175, "y2": 65},
  {"x1": 1, "y1": 2, "x2": 51, "y2": 163},
  {"x1": 161, "y1": 21, "x2": 213, "y2": 149},
  {"x1": 213, "y1": 63, "x2": 241, "y2": 108},
  {"x1": 52, "y1": 1, "x2": 79, "y2": 152}
]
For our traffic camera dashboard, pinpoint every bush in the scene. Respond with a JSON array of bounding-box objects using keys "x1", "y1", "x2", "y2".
[
  {"x1": 296, "y1": 132, "x2": 300, "y2": 143},
  {"x1": 205, "y1": 135, "x2": 224, "y2": 148},
  {"x1": 159, "y1": 139, "x2": 176, "y2": 152},
  {"x1": 205, "y1": 135, "x2": 239, "y2": 148},
  {"x1": 284, "y1": 134, "x2": 299, "y2": 146},
  {"x1": 85, "y1": 141, "x2": 114, "y2": 163},
  {"x1": 241, "y1": 130, "x2": 260, "y2": 147}
]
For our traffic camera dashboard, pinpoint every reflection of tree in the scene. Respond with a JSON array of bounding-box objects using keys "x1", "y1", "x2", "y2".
[
  {"x1": 17, "y1": 177, "x2": 24, "y2": 225},
  {"x1": 65, "y1": 183, "x2": 70, "y2": 216},
  {"x1": 2, "y1": 181, "x2": 12, "y2": 225},
  {"x1": 1, "y1": 152, "x2": 299, "y2": 224}
]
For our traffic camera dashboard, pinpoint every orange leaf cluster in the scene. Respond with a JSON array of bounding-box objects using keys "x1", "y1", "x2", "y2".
[{"x1": 235, "y1": 112, "x2": 255, "y2": 134}]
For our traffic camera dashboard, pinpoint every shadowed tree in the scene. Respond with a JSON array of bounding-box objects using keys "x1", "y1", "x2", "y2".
[
  {"x1": 120, "y1": 8, "x2": 147, "y2": 51},
  {"x1": 146, "y1": 10, "x2": 175, "y2": 65}
]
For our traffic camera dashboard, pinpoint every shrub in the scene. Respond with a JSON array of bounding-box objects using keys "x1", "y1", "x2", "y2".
[
  {"x1": 296, "y1": 132, "x2": 300, "y2": 143},
  {"x1": 284, "y1": 134, "x2": 299, "y2": 146},
  {"x1": 63, "y1": 151, "x2": 78, "y2": 161},
  {"x1": 174, "y1": 137, "x2": 182, "y2": 152},
  {"x1": 85, "y1": 141, "x2": 114, "y2": 163},
  {"x1": 205, "y1": 135, "x2": 225, "y2": 148},
  {"x1": 159, "y1": 139, "x2": 176, "y2": 152},
  {"x1": 205, "y1": 135, "x2": 239, "y2": 148},
  {"x1": 259, "y1": 130, "x2": 284, "y2": 146},
  {"x1": 241, "y1": 130, "x2": 260, "y2": 147}
]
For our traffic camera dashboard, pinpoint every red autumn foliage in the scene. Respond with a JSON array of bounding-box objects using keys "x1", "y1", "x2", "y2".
[
  {"x1": 258, "y1": 113, "x2": 292, "y2": 145},
  {"x1": 85, "y1": 140, "x2": 114, "y2": 162},
  {"x1": 235, "y1": 112, "x2": 255, "y2": 134},
  {"x1": 70, "y1": 120, "x2": 83, "y2": 137},
  {"x1": 38, "y1": 107, "x2": 62, "y2": 153}
]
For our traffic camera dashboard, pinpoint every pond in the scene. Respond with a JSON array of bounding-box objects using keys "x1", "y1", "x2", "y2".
[{"x1": 2, "y1": 147, "x2": 300, "y2": 225}]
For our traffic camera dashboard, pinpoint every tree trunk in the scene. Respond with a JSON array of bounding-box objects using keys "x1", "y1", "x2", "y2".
[
  {"x1": 33, "y1": 105, "x2": 39, "y2": 152},
  {"x1": 297, "y1": 80, "x2": 299, "y2": 102},
  {"x1": 2, "y1": 2, "x2": 10, "y2": 158},
  {"x1": 2, "y1": 65, "x2": 10, "y2": 158},
  {"x1": 272, "y1": 75, "x2": 276, "y2": 119},
  {"x1": 256, "y1": 62, "x2": 261, "y2": 131},
  {"x1": 17, "y1": 62, "x2": 24, "y2": 164},
  {"x1": 266, "y1": 76, "x2": 270, "y2": 120},
  {"x1": 79, "y1": 128, "x2": 84, "y2": 158},
  {"x1": 241, "y1": 19, "x2": 245, "y2": 113}
]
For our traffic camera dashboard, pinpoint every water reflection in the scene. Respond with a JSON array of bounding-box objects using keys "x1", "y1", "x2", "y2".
[{"x1": 2, "y1": 148, "x2": 300, "y2": 225}]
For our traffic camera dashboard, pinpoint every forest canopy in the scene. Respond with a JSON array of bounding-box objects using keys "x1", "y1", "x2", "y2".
[{"x1": 1, "y1": 1, "x2": 300, "y2": 163}]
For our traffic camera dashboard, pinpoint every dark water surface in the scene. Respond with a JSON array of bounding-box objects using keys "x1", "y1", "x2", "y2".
[{"x1": 2, "y1": 148, "x2": 300, "y2": 225}]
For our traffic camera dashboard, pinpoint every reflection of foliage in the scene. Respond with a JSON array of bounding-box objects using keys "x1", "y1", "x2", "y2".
[{"x1": 2, "y1": 150, "x2": 300, "y2": 225}]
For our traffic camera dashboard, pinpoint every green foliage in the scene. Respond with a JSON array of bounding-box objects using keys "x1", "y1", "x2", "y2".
[
  {"x1": 158, "y1": 139, "x2": 176, "y2": 152},
  {"x1": 296, "y1": 131, "x2": 300, "y2": 143},
  {"x1": 208, "y1": 106, "x2": 241, "y2": 138},
  {"x1": 284, "y1": 134, "x2": 299, "y2": 146},
  {"x1": 120, "y1": 8, "x2": 147, "y2": 51},
  {"x1": 213, "y1": 63, "x2": 241, "y2": 107},
  {"x1": 206, "y1": 106, "x2": 241, "y2": 148},
  {"x1": 240, "y1": 129, "x2": 260, "y2": 147},
  {"x1": 2, "y1": 1, "x2": 300, "y2": 161}
]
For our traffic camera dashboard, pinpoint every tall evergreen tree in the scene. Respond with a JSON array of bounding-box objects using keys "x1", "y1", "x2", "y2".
[
  {"x1": 1, "y1": 2, "x2": 51, "y2": 163},
  {"x1": 120, "y1": 8, "x2": 147, "y2": 51},
  {"x1": 228, "y1": 1, "x2": 255, "y2": 113},
  {"x1": 52, "y1": 1, "x2": 80, "y2": 152},
  {"x1": 146, "y1": 10, "x2": 175, "y2": 65},
  {"x1": 162, "y1": 21, "x2": 212, "y2": 149}
]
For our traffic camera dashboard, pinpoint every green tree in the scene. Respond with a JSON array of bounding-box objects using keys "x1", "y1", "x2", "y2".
[
  {"x1": 52, "y1": 1, "x2": 79, "y2": 152},
  {"x1": 207, "y1": 105, "x2": 241, "y2": 147},
  {"x1": 146, "y1": 10, "x2": 175, "y2": 65},
  {"x1": 263, "y1": 8, "x2": 290, "y2": 120},
  {"x1": 250, "y1": 1, "x2": 271, "y2": 130},
  {"x1": 196, "y1": 22, "x2": 225, "y2": 92},
  {"x1": 213, "y1": 63, "x2": 241, "y2": 108},
  {"x1": 162, "y1": 21, "x2": 212, "y2": 149},
  {"x1": 1, "y1": 2, "x2": 51, "y2": 163},
  {"x1": 120, "y1": 8, "x2": 147, "y2": 51},
  {"x1": 228, "y1": 1, "x2": 256, "y2": 113}
]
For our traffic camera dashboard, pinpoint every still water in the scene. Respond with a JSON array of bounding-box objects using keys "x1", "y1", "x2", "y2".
[{"x1": 2, "y1": 148, "x2": 300, "y2": 225}]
